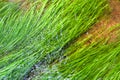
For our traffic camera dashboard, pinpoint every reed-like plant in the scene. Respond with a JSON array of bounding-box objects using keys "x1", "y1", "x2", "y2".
[
  {"x1": 0, "y1": 0, "x2": 108, "y2": 79},
  {"x1": 33, "y1": 25, "x2": 120, "y2": 80}
]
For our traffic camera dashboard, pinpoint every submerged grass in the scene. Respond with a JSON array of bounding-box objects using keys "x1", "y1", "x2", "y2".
[
  {"x1": 33, "y1": 24, "x2": 120, "y2": 80},
  {"x1": 57, "y1": 36, "x2": 120, "y2": 80},
  {"x1": 0, "y1": 0, "x2": 108, "y2": 79}
]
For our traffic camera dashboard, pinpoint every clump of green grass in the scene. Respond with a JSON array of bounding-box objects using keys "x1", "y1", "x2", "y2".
[
  {"x1": 0, "y1": 0, "x2": 108, "y2": 79},
  {"x1": 33, "y1": 25, "x2": 120, "y2": 80},
  {"x1": 57, "y1": 38, "x2": 120, "y2": 80}
]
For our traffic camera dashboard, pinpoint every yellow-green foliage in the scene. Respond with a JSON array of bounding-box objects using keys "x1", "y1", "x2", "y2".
[{"x1": 0, "y1": 0, "x2": 108, "y2": 79}]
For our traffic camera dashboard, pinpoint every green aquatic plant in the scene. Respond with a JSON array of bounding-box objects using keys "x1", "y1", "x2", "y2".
[
  {"x1": 0, "y1": 0, "x2": 108, "y2": 79},
  {"x1": 33, "y1": 24, "x2": 120, "y2": 80},
  {"x1": 58, "y1": 39, "x2": 120, "y2": 80}
]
